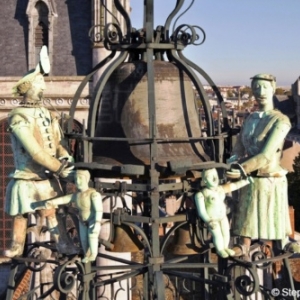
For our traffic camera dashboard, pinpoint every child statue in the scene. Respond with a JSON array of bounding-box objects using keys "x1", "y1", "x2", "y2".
[
  {"x1": 32, "y1": 170, "x2": 103, "y2": 263},
  {"x1": 194, "y1": 168, "x2": 249, "y2": 258}
]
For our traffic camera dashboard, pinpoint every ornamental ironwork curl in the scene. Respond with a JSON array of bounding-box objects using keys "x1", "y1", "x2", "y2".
[
  {"x1": 171, "y1": 24, "x2": 206, "y2": 46},
  {"x1": 225, "y1": 262, "x2": 260, "y2": 296},
  {"x1": 104, "y1": 23, "x2": 123, "y2": 45},
  {"x1": 89, "y1": 24, "x2": 104, "y2": 43},
  {"x1": 251, "y1": 243, "x2": 274, "y2": 269},
  {"x1": 172, "y1": 0, "x2": 195, "y2": 32},
  {"x1": 53, "y1": 258, "x2": 79, "y2": 294}
]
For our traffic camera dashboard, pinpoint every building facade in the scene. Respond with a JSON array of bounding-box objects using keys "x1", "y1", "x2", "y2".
[{"x1": 0, "y1": 0, "x2": 129, "y2": 283}]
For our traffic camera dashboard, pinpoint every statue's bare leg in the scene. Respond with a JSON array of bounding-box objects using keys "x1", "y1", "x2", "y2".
[
  {"x1": 220, "y1": 218, "x2": 235, "y2": 256},
  {"x1": 210, "y1": 224, "x2": 228, "y2": 258}
]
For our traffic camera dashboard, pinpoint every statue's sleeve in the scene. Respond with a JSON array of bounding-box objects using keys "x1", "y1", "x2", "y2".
[
  {"x1": 9, "y1": 114, "x2": 63, "y2": 173},
  {"x1": 241, "y1": 116, "x2": 291, "y2": 174}
]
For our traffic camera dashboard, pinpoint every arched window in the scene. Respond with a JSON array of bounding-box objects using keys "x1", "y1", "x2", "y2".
[
  {"x1": 34, "y1": 1, "x2": 49, "y2": 65},
  {"x1": 27, "y1": 0, "x2": 57, "y2": 73}
]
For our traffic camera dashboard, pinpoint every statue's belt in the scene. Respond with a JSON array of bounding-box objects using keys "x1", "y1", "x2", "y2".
[{"x1": 249, "y1": 170, "x2": 287, "y2": 178}]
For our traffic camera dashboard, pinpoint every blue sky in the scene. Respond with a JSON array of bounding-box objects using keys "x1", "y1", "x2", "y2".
[{"x1": 129, "y1": 0, "x2": 300, "y2": 87}]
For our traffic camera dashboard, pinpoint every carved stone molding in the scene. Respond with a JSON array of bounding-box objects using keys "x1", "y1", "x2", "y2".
[{"x1": 0, "y1": 98, "x2": 90, "y2": 108}]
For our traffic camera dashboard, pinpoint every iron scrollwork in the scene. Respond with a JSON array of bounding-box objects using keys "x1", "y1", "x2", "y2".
[{"x1": 171, "y1": 24, "x2": 206, "y2": 46}]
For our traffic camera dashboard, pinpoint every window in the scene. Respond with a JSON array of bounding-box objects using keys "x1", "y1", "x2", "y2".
[{"x1": 26, "y1": 0, "x2": 57, "y2": 73}]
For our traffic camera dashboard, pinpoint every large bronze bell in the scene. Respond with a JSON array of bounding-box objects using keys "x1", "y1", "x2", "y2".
[
  {"x1": 93, "y1": 60, "x2": 209, "y2": 172},
  {"x1": 107, "y1": 224, "x2": 144, "y2": 253},
  {"x1": 168, "y1": 223, "x2": 202, "y2": 255}
]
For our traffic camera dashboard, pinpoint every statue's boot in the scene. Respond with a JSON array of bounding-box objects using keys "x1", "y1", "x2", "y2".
[
  {"x1": 284, "y1": 242, "x2": 300, "y2": 253},
  {"x1": 47, "y1": 214, "x2": 79, "y2": 255},
  {"x1": 3, "y1": 215, "x2": 27, "y2": 258}
]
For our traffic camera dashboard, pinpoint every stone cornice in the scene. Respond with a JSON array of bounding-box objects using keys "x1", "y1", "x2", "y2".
[
  {"x1": 0, "y1": 97, "x2": 90, "y2": 109},
  {"x1": 0, "y1": 76, "x2": 88, "y2": 82}
]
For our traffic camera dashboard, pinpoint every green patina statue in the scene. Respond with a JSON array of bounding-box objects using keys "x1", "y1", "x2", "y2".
[
  {"x1": 32, "y1": 170, "x2": 103, "y2": 263},
  {"x1": 194, "y1": 168, "x2": 249, "y2": 258},
  {"x1": 228, "y1": 73, "x2": 299, "y2": 255},
  {"x1": 4, "y1": 46, "x2": 76, "y2": 257}
]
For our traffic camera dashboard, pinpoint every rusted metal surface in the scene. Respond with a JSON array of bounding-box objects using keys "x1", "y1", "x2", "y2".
[{"x1": 93, "y1": 60, "x2": 209, "y2": 168}]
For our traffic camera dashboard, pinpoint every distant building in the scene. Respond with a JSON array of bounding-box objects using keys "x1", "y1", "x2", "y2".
[{"x1": 291, "y1": 77, "x2": 300, "y2": 131}]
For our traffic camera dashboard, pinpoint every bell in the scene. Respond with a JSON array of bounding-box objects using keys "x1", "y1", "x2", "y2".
[
  {"x1": 168, "y1": 223, "x2": 202, "y2": 255},
  {"x1": 93, "y1": 60, "x2": 210, "y2": 175},
  {"x1": 108, "y1": 224, "x2": 144, "y2": 253}
]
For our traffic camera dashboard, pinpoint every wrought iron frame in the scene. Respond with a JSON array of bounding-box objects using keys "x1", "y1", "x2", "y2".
[{"x1": 6, "y1": 1, "x2": 297, "y2": 299}]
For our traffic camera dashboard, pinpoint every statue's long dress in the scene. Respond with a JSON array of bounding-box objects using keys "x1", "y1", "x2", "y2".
[{"x1": 232, "y1": 110, "x2": 292, "y2": 240}]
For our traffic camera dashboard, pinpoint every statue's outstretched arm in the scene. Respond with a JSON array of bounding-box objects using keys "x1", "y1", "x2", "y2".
[
  {"x1": 222, "y1": 179, "x2": 250, "y2": 193},
  {"x1": 31, "y1": 194, "x2": 73, "y2": 210}
]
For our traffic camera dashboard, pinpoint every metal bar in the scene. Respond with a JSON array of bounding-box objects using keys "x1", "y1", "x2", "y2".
[
  {"x1": 114, "y1": 0, "x2": 131, "y2": 40},
  {"x1": 88, "y1": 51, "x2": 128, "y2": 162},
  {"x1": 163, "y1": 0, "x2": 185, "y2": 41},
  {"x1": 96, "y1": 253, "x2": 144, "y2": 265},
  {"x1": 65, "y1": 135, "x2": 228, "y2": 142},
  {"x1": 95, "y1": 270, "x2": 144, "y2": 286},
  {"x1": 108, "y1": 43, "x2": 185, "y2": 50},
  {"x1": 95, "y1": 265, "x2": 146, "y2": 270},
  {"x1": 67, "y1": 51, "x2": 116, "y2": 133},
  {"x1": 170, "y1": 50, "x2": 213, "y2": 138},
  {"x1": 6, "y1": 263, "x2": 19, "y2": 300},
  {"x1": 178, "y1": 51, "x2": 230, "y2": 131},
  {"x1": 162, "y1": 263, "x2": 218, "y2": 269},
  {"x1": 89, "y1": 51, "x2": 128, "y2": 139}
]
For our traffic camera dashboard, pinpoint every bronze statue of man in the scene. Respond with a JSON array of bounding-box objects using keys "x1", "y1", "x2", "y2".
[{"x1": 4, "y1": 46, "x2": 76, "y2": 257}]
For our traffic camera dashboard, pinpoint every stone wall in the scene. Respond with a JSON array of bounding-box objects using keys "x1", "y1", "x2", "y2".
[
  {"x1": 0, "y1": 0, "x2": 92, "y2": 77},
  {"x1": 0, "y1": 76, "x2": 90, "y2": 123},
  {"x1": 53, "y1": 0, "x2": 92, "y2": 75},
  {"x1": 0, "y1": 0, "x2": 28, "y2": 75}
]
